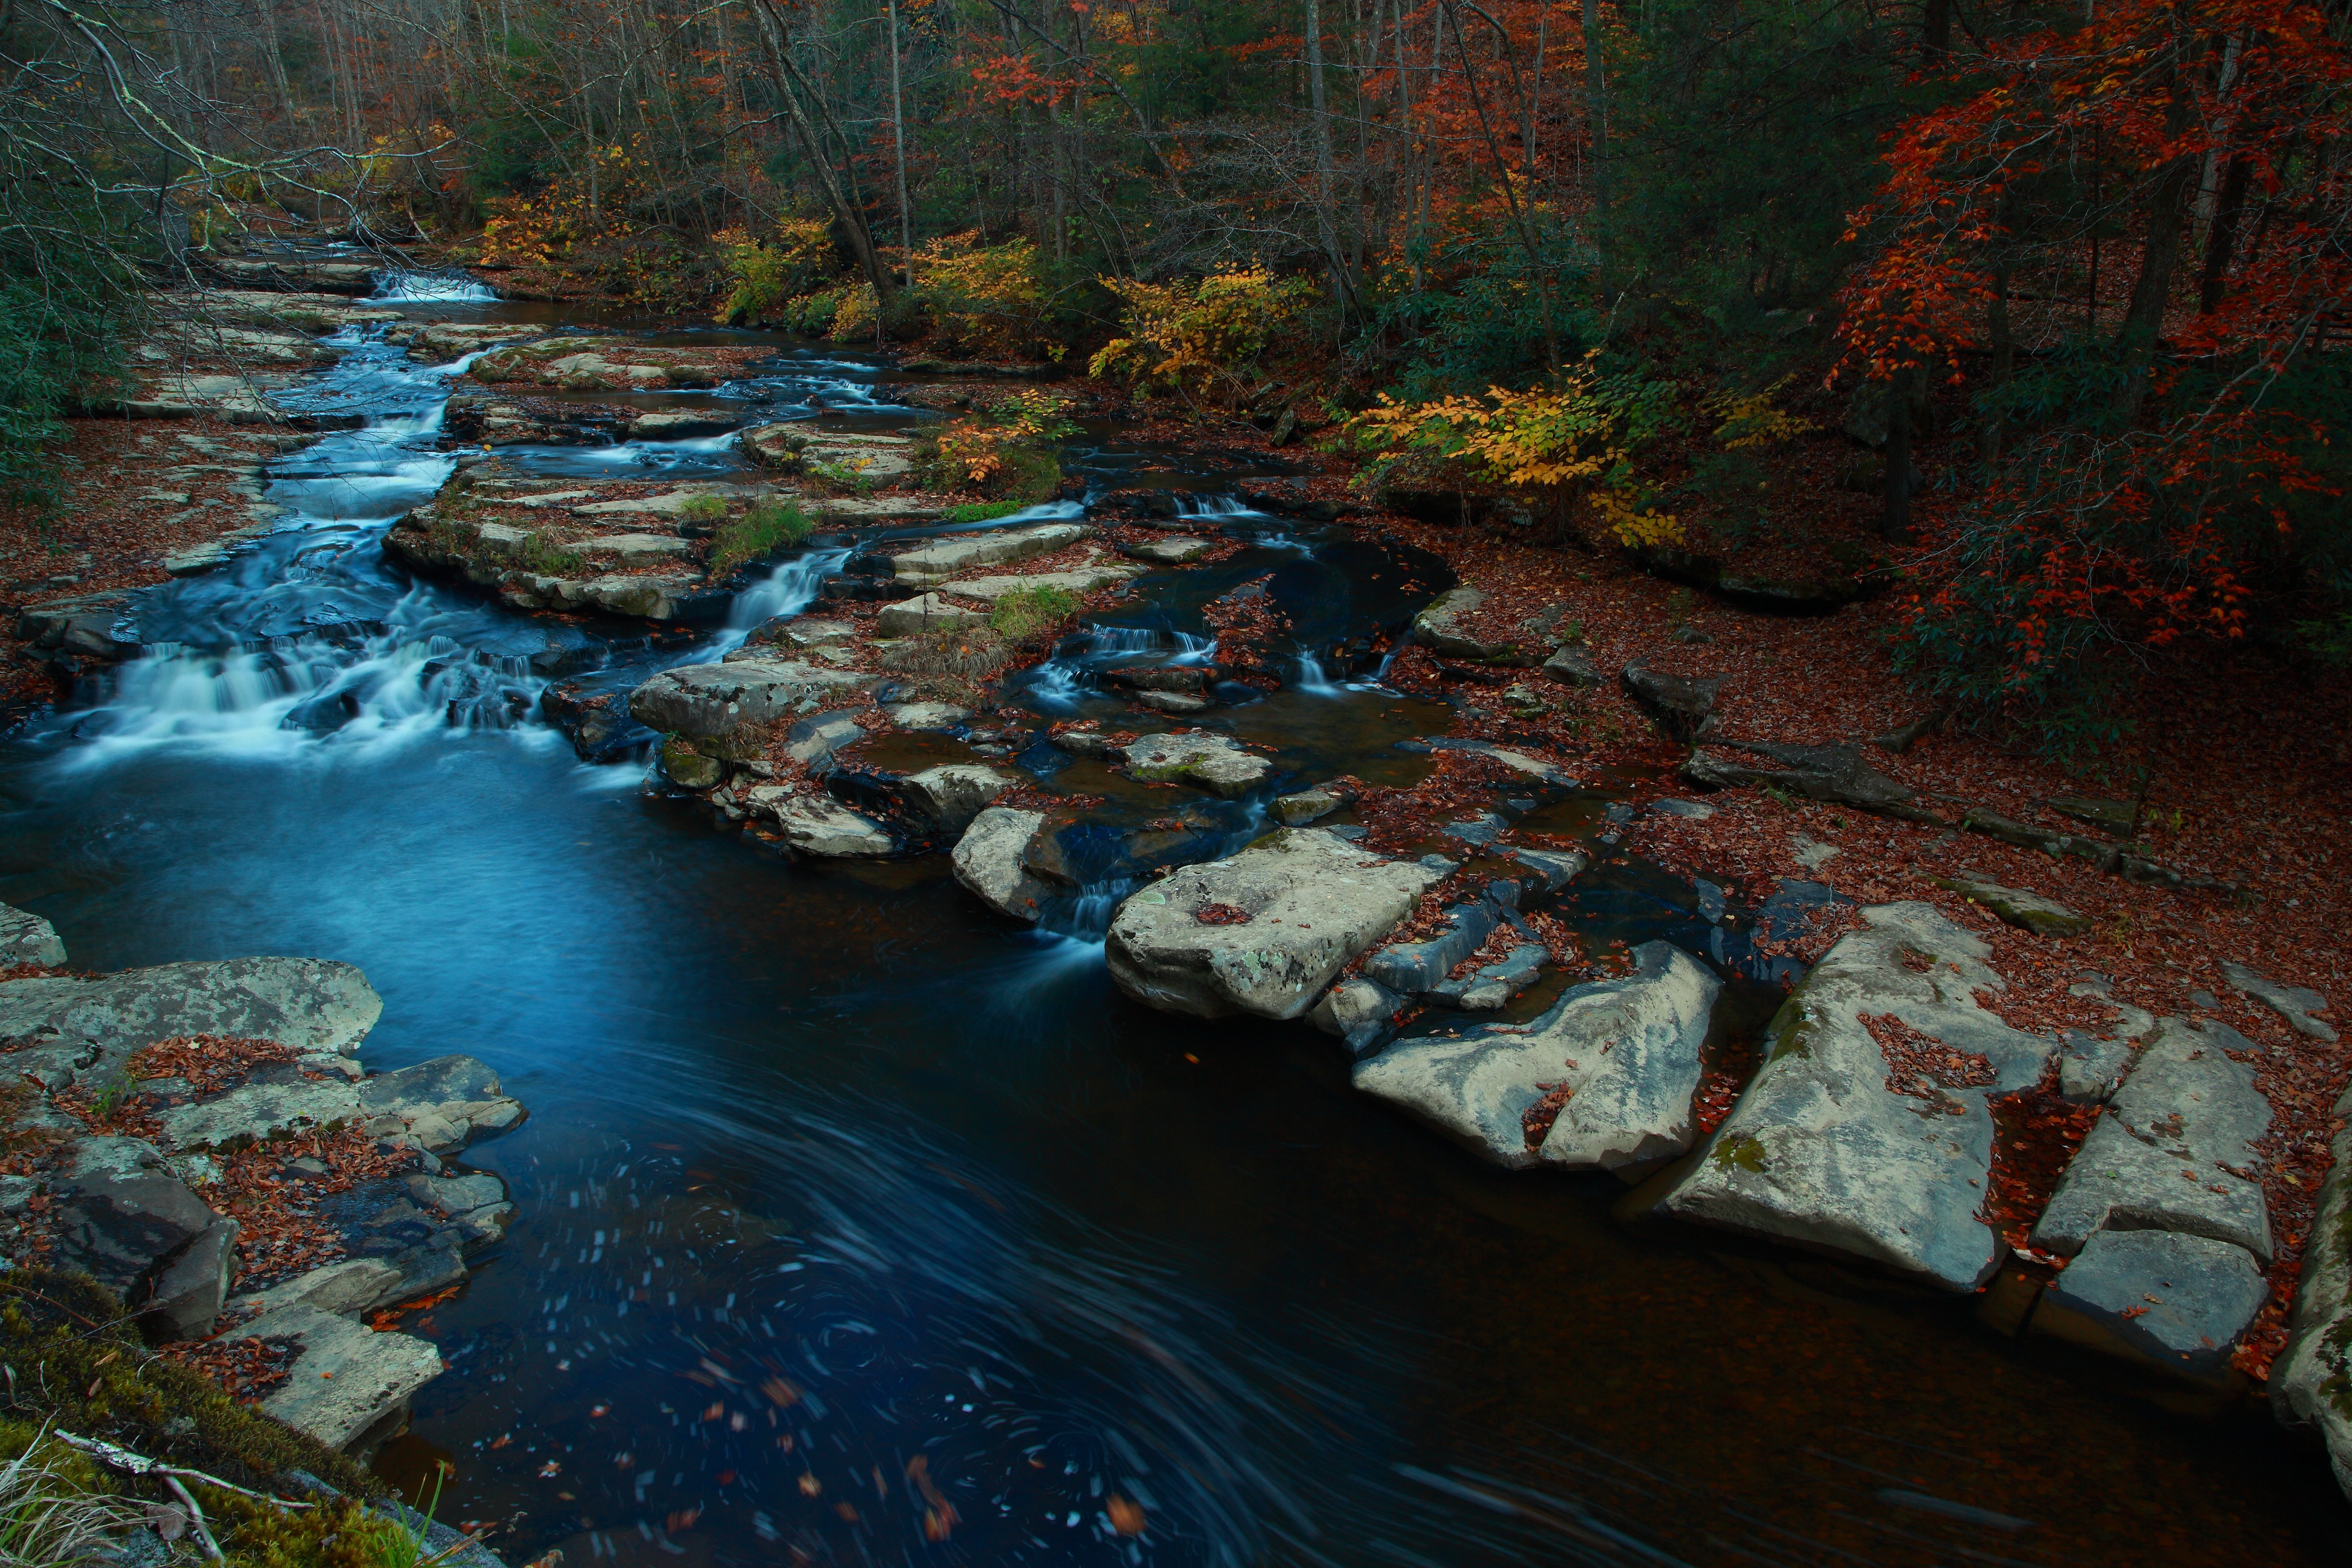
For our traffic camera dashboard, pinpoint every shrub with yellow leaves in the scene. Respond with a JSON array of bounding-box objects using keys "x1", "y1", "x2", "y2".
[
  {"x1": 1343, "y1": 354, "x2": 1681, "y2": 547},
  {"x1": 716, "y1": 219, "x2": 839, "y2": 326},
  {"x1": 914, "y1": 233, "x2": 1068, "y2": 361},
  {"x1": 1088, "y1": 268, "x2": 1319, "y2": 407},
  {"x1": 913, "y1": 391, "x2": 1078, "y2": 501}
]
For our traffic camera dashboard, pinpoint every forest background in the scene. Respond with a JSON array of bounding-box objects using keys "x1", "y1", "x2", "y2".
[{"x1": 2, "y1": 0, "x2": 2346, "y2": 757}]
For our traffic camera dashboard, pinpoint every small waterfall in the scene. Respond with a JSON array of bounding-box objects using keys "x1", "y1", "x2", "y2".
[
  {"x1": 370, "y1": 270, "x2": 501, "y2": 303},
  {"x1": 1019, "y1": 624, "x2": 1219, "y2": 711},
  {"x1": 712, "y1": 547, "x2": 854, "y2": 652},
  {"x1": 1294, "y1": 647, "x2": 1344, "y2": 696},
  {"x1": 1038, "y1": 878, "x2": 1138, "y2": 943}
]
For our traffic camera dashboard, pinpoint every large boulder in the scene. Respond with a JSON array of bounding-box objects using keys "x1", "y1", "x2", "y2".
[
  {"x1": 952, "y1": 808, "x2": 1052, "y2": 922},
  {"x1": 2031, "y1": 1016, "x2": 2272, "y2": 1262},
  {"x1": 627, "y1": 659, "x2": 869, "y2": 760},
  {"x1": 2032, "y1": 1228, "x2": 2269, "y2": 1383},
  {"x1": 1660, "y1": 902, "x2": 2057, "y2": 1290},
  {"x1": 770, "y1": 793, "x2": 895, "y2": 858},
  {"x1": 0, "y1": 900, "x2": 65, "y2": 967},
  {"x1": 1106, "y1": 830, "x2": 1443, "y2": 1020},
  {"x1": 1354, "y1": 942, "x2": 1720, "y2": 1173},
  {"x1": 2276, "y1": 1116, "x2": 2352, "y2": 1497}
]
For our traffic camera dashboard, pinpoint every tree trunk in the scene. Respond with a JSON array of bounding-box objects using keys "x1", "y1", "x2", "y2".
[
  {"x1": 1582, "y1": 0, "x2": 1608, "y2": 282},
  {"x1": 1305, "y1": 0, "x2": 1342, "y2": 297},
  {"x1": 2112, "y1": 82, "x2": 2199, "y2": 420},
  {"x1": 1882, "y1": 374, "x2": 1914, "y2": 544},
  {"x1": 2197, "y1": 153, "x2": 2252, "y2": 314},
  {"x1": 750, "y1": 0, "x2": 895, "y2": 301},
  {"x1": 887, "y1": 0, "x2": 913, "y2": 286}
]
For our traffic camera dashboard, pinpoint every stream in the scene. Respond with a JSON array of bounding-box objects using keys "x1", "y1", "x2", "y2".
[{"x1": 0, "y1": 274, "x2": 2342, "y2": 1566}]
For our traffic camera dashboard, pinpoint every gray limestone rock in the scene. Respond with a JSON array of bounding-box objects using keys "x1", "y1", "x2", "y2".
[
  {"x1": 900, "y1": 765, "x2": 1011, "y2": 830},
  {"x1": 1413, "y1": 586, "x2": 1533, "y2": 664},
  {"x1": 627, "y1": 659, "x2": 869, "y2": 759},
  {"x1": 1270, "y1": 789, "x2": 1340, "y2": 827},
  {"x1": 774, "y1": 793, "x2": 895, "y2": 858},
  {"x1": 780, "y1": 709, "x2": 865, "y2": 768},
  {"x1": 1105, "y1": 830, "x2": 1443, "y2": 1020},
  {"x1": 0, "y1": 900, "x2": 65, "y2": 968},
  {"x1": 883, "y1": 701, "x2": 972, "y2": 730},
  {"x1": 145, "y1": 1218, "x2": 241, "y2": 1341},
  {"x1": 1356, "y1": 941, "x2": 1722, "y2": 1173},
  {"x1": 1684, "y1": 742, "x2": 1916, "y2": 812},
  {"x1": 1931, "y1": 874, "x2": 2090, "y2": 937},
  {"x1": 0, "y1": 959, "x2": 384, "y2": 1080},
  {"x1": 250, "y1": 1303, "x2": 443, "y2": 1454},
  {"x1": 1120, "y1": 732, "x2": 1272, "y2": 798},
  {"x1": 1426, "y1": 941, "x2": 1549, "y2": 1010},
  {"x1": 237, "y1": 1258, "x2": 408, "y2": 1318},
  {"x1": 1124, "y1": 536, "x2": 1216, "y2": 565},
  {"x1": 1364, "y1": 902, "x2": 1495, "y2": 996},
  {"x1": 875, "y1": 595, "x2": 989, "y2": 636},
  {"x1": 628, "y1": 409, "x2": 741, "y2": 440},
  {"x1": 47, "y1": 1137, "x2": 227, "y2": 1325},
  {"x1": 2032, "y1": 1016, "x2": 2272, "y2": 1263},
  {"x1": 951, "y1": 807, "x2": 1050, "y2": 922},
  {"x1": 1661, "y1": 902, "x2": 2058, "y2": 1291},
  {"x1": 406, "y1": 1172, "x2": 507, "y2": 1217},
  {"x1": 156, "y1": 1063, "x2": 367, "y2": 1150},
  {"x1": 1539, "y1": 644, "x2": 1601, "y2": 687},
  {"x1": 2058, "y1": 1030, "x2": 2138, "y2": 1102},
  {"x1": 1308, "y1": 975, "x2": 1406, "y2": 1058},
  {"x1": 1621, "y1": 660, "x2": 1723, "y2": 743},
  {"x1": 2032, "y1": 1228, "x2": 2268, "y2": 1381},
  {"x1": 2275, "y1": 1117, "x2": 2352, "y2": 1499},
  {"x1": 2222, "y1": 960, "x2": 2337, "y2": 1042},
  {"x1": 890, "y1": 522, "x2": 1087, "y2": 587},
  {"x1": 1503, "y1": 846, "x2": 1590, "y2": 892}
]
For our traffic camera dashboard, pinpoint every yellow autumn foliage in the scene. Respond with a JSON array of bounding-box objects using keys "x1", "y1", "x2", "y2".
[{"x1": 1088, "y1": 268, "x2": 1318, "y2": 404}]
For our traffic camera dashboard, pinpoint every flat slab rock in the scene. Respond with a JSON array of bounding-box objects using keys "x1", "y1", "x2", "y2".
[
  {"x1": 1106, "y1": 829, "x2": 1442, "y2": 1020},
  {"x1": 1121, "y1": 732, "x2": 1272, "y2": 798},
  {"x1": 627, "y1": 659, "x2": 869, "y2": 758},
  {"x1": 1356, "y1": 941, "x2": 1722, "y2": 1173},
  {"x1": 2032, "y1": 1016, "x2": 2272, "y2": 1262},
  {"x1": 1662, "y1": 902, "x2": 2058, "y2": 1291},
  {"x1": 0, "y1": 958, "x2": 384, "y2": 1089},
  {"x1": 1684, "y1": 741, "x2": 1915, "y2": 812},
  {"x1": 155, "y1": 1051, "x2": 524, "y2": 1156},
  {"x1": 2223, "y1": 959, "x2": 2338, "y2": 1042},
  {"x1": 250, "y1": 1302, "x2": 443, "y2": 1453},
  {"x1": 1931, "y1": 874, "x2": 2089, "y2": 937},
  {"x1": 2276, "y1": 1115, "x2": 2352, "y2": 1498},
  {"x1": 891, "y1": 522, "x2": 1086, "y2": 586},
  {"x1": 2032, "y1": 1228, "x2": 2268, "y2": 1382}
]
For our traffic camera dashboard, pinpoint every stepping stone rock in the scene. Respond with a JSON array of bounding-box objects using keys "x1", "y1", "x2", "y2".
[
  {"x1": 1357, "y1": 941, "x2": 1721, "y2": 1173},
  {"x1": 1271, "y1": 789, "x2": 1340, "y2": 826},
  {"x1": 780, "y1": 709, "x2": 864, "y2": 768},
  {"x1": 773, "y1": 794, "x2": 895, "y2": 859},
  {"x1": 627, "y1": 659, "x2": 870, "y2": 759},
  {"x1": 884, "y1": 701, "x2": 971, "y2": 729},
  {"x1": 2031, "y1": 1016, "x2": 2272, "y2": 1263},
  {"x1": 0, "y1": 900, "x2": 65, "y2": 968},
  {"x1": 580, "y1": 534, "x2": 693, "y2": 563},
  {"x1": 2032, "y1": 1228, "x2": 2269, "y2": 1381},
  {"x1": 1121, "y1": 732, "x2": 1271, "y2": 798},
  {"x1": 1684, "y1": 741, "x2": 1916, "y2": 811},
  {"x1": 1661, "y1": 902, "x2": 2058, "y2": 1290},
  {"x1": 1426, "y1": 940, "x2": 1550, "y2": 1011},
  {"x1": 952, "y1": 807, "x2": 1051, "y2": 922},
  {"x1": 2221, "y1": 960, "x2": 2337, "y2": 1042},
  {"x1": 1136, "y1": 691, "x2": 1211, "y2": 714},
  {"x1": 1124, "y1": 536, "x2": 1215, "y2": 565},
  {"x1": 1106, "y1": 829, "x2": 1443, "y2": 1020},
  {"x1": 735, "y1": 423, "x2": 810, "y2": 468},
  {"x1": 1622, "y1": 660, "x2": 1723, "y2": 743},
  {"x1": 945, "y1": 561, "x2": 1144, "y2": 600},
  {"x1": 876, "y1": 594, "x2": 987, "y2": 637},
  {"x1": 900, "y1": 765, "x2": 1011, "y2": 830},
  {"x1": 628, "y1": 410, "x2": 742, "y2": 440},
  {"x1": 1932, "y1": 874, "x2": 2090, "y2": 937},
  {"x1": 1364, "y1": 901, "x2": 1496, "y2": 996},
  {"x1": 250, "y1": 1302, "x2": 443, "y2": 1454},
  {"x1": 750, "y1": 616, "x2": 857, "y2": 650}
]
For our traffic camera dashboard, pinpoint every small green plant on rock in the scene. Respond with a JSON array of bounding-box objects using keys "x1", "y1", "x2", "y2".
[
  {"x1": 678, "y1": 494, "x2": 728, "y2": 527},
  {"x1": 711, "y1": 500, "x2": 815, "y2": 578},
  {"x1": 943, "y1": 500, "x2": 1024, "y2": 525},
  {"x1": 987, "y1": 584, "x2": 1079, "y2": 643},
  {"x1": 807, "y1": 458, "x2": 873, "y2": 496},
  {"x1": 520, "y1": 531, "x2": 586, "y2": 578}
]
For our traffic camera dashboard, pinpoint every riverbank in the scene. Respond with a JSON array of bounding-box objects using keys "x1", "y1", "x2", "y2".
[{"x1": 3, "y1": 250, "x2": 2348, "y2": 1555}]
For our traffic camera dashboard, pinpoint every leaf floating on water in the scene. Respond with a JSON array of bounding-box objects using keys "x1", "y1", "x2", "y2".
[
  {"x1": 1106, "y1": 1495, "x2": 1146, "y2": 1537},
  {"x1": 797, "y1": 1474, "x2": 822, "y2": 1496}
]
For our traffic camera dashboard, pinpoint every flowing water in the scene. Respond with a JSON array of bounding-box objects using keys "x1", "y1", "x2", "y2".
[{"x1": 1, "y1": 276, "x2": 2343, "y2": 1565}]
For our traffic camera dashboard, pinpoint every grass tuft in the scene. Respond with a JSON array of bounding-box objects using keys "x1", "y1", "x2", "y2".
[
  {"x1": 986, "y1": 584, "x2": 1079, "y2": 643},
  {"x1": 712, "y1": 500, "x2": 815, "y2": 578}
]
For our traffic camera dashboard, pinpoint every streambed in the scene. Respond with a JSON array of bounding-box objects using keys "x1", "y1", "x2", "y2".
[{"x1": 0, "y1": 275, "x2": 2341, "y2": 1565}]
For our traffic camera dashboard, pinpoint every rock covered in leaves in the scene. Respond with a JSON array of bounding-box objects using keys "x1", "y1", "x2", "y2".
[
  {"x1": 1682, "y1": 740, "x2": 1916, "y2": 812},
  {"x1": 1661, "y1": 902, "x2": 2057, "y2": 1291},
  {"x1": 1355, "y1": 941, "x2": 1722, "y2": 1174},
  {"x1": 1621, "y1": 659, "x2": 1723, "y2": 743},
  {"x1": 1105, "y1": 829, "x2": 1442, "y2": 1020}
]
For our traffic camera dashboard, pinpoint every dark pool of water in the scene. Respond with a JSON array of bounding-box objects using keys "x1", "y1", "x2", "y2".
[{"x1": 1, "y1": 284, "x2": 2343, "y2": 1566}]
